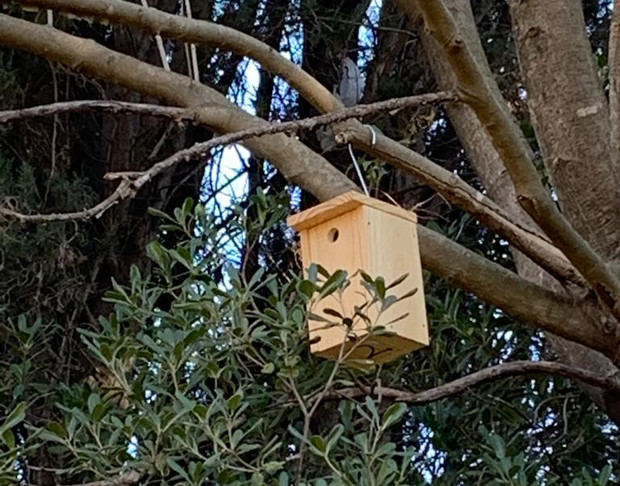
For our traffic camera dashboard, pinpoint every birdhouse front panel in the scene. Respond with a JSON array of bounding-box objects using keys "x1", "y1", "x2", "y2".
[
  {"x1": 299, "y1": 205, "x2": 372, "y2": 356},
  {"x1": 288, "y1": 192, "x2": 429, "y2": 364}
]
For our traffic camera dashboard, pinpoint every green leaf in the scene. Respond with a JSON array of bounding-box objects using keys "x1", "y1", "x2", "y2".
[
  {"x1": 181, "y1": 197, "x2": 194, "y2": 220},
  {"x1": 387, "y1": 273, "x2": 409, "y2": 289},
  {"x1": 167, "y1": 457, "x2": 191, "y2": 481},
  {"x1": 298, "y1": 279, "x2": 316, "y2": 298},
  {"x1": 227, "y1": 391, "x2": 244, "y2": 411},
  {"x1": 382, "y1": 403, "x2": 407, "y2": 429},
  {"x1": 322, "y1": 308, "x2": 343, "y2": 319},
  {"x1": 261, "y1": 363, "x2": 275, "y2": 374},
  {"x1": 263, "y1": 461, "x2": 284, "y2": 474},
  {"x1": 599, "y1": 465, "x2": 612, "y2": 485},
  {"x1": 0, "y1": 402, "x2": 26, "y2": 436},
  {"x1": 396, "y1": 288, "x2": 418, "y2": 302},
  {"x1": 148, "y1": 206, "x2": 176, "y2": 223},
  {"x1": 326, "y1": 424, "x2": 344, "y2": 452},
  {"x1": 1, "y1": 429, "x2": 15, "y2": 449},
  {"x1": 319, "y1": 270, "x2": 347, "y2": 298},
  {"x1": 278, "y1": 471, "x2": 289, "y2": 486},
  {"x1": 147, "y1": 241, "x2": 171, "y2": 270},
  {"x1": 375, "y1": 276, "x2": 386, "y2": 299},
  {"x1": 251, "y1": 472, "x2": 265, "y2": 486},
  {"x1": 364, "y1": 396, "x2": 378, "y2": 420},
  {"x1": 87, "y1": 393, "x2": 100, "y2": 414},
  {"x1": 309, "y1": 435, "x2": 326, "y2": 454}
]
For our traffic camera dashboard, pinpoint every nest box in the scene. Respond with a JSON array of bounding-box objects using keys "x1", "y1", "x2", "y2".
[{"x1": 287, "y1": 191, "x2": 429, "y2": 364}]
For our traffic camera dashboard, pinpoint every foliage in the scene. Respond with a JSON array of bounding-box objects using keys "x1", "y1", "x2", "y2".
[
  {"x1": 1, "y1": 196, "x2": 617, "y2": 485},
  {"x1": 0, "y1": 0, "x2": 618, "y2": 484}
]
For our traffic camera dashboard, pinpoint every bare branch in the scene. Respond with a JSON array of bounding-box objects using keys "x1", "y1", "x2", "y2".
[
  {"x1": 0, "y1": 92, "x2": 456, "y2": 221},
  {"x1": 0, "y1": 181, "x2": 133, "y2": 222},
  {"x1": 0, "y1": 22, "x2": 583, "y2": 288},
  {"x1": 405, "y1": 0, "x2": 620, "y2": 319},
  {"x1": 0, "y1": 100, "x2": 194, "y2": 123},
  {"x1": 0, "y1": 94, "x2": 452, "y2": 126},
  {"x1": 1, "y1": 2, "x2": 589, "y2": 289},
  {"x1": 329, "y1": 360, "x2": 620, "y2": 404}
]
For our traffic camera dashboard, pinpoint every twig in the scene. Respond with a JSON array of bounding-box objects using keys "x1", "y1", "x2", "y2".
[
  {"x1": 0, "y1": 92, "x2": 455, "y2": 222},
  {"x1": 0, "y1": 100, "x2": 195, "y2": 123},
  {"x1": 326, "y1": 360, "x2": 620, "y2": 404}
]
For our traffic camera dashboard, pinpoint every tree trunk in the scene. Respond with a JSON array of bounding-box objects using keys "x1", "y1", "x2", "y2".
[{"x1": 398, "y1": 0, "x2": 620, "y2": 424}]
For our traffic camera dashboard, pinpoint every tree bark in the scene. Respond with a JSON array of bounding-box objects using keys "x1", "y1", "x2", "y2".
[
  {"x1": 396, "y1": 0, "x2": 620, "y2": 423},
  {"x1": 510, "y1": 0, "x2": 620, "y2": 266}
]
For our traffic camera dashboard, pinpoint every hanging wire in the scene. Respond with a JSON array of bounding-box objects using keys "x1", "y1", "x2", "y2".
[
  {"x1": 346, "y1": 125, "x2": 376, "y2": 197},
  {"x1": 348, "y1": 144, "x2": 370, "y2": 196}
]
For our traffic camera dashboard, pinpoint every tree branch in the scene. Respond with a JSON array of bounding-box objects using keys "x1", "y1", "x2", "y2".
[
  {"x1": 416, "y1": 226, "x2": 613, "y2": 357},
  {"x1": 1, "y1": 92, "x2": 456, "y2": 221},
  {"x1": 610, "y1": 5, "x2": 620, "y2": 174},
  {"x1": 0, "y1": 100, "x2": 193, "y2": 123},
  {"x1": 405, "y1": 0, "x2": 620, "y2": 429},
  {"x1": 0, "y1": 1, "x2": 588, "y2": 288},
  {"x1": 337, "y1": 124, "x2": 584, "y2": 287},
  {"x1": 0, "y1": 95, "x2": 585, "y2": 287},
  {"x1": 0, "y1": 94, "x2": 453, "y2": 127},
  {"x1": 407, "y1": 0, "x2": 620, "y2": 319},
  {"x1": 9, "y1": 0, "x2": 341, "y2": 113},
  {"x1": 329, "y1": 361, "x2": 620, "y2": 404},
  {"x1": 20, "y1": 0, "x2": 612, "y2": 286},
  {"x1": 510, "y1": 0, "x2": 619, "y2": 267},
  {"x1": 0, "y1": 13, "x2": 616, "y2": 361}
]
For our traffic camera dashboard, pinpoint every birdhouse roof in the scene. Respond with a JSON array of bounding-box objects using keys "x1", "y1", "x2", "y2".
[{"x1": 287, "y1": 191, "x2": 417, "y2": 231}]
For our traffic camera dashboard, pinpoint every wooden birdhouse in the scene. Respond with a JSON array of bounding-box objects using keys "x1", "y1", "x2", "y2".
[{"x1": 287, "y1": 191, "x2": 429, "y2": 364}]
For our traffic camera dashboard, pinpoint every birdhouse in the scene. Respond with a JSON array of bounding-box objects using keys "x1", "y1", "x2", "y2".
[{"x1": 287, "y1": 191, "x2": 429, "y2": 364}]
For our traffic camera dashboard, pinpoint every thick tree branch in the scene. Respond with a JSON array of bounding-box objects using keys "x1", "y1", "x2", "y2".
[
  {"x1": 337, "y1": 125, "x2": 584, "y2": 287},
  {"x1": 508, "y1": 0, "x2": 620, "y2": 277},
  {"x1": 0, "y1": 13, "x2": 617, "y2": 361},
  {"x1": 329, "y1": 361, "x2": 620, "y2": 404},
  {"x1": 9, "y1": 0, "x2": 341, "y2": 113},
  {"x1": 2, "y1": 0, "x2": 587, "y2": 289},
  {"x1": 2, "y1": 15, "x2": 357, "y2": 202},
  {"x1": 417, "y1": 226, "x2": 613, "y2": 357},
  {"x1": 610, "y1": 5, "x2": 620, "y2": 175},
  {"x1": 404, "y1": 0, "x2": 620, "y2": 319},
  {"x1": 0, "y1": 94, "x2": 584, "y2": 287},
  {"x1": 510, "y1": 0, "x2": 619, "y2": 267},
  {"x1": 407, "y1": 0, "x2": 620, "y2": 429}
]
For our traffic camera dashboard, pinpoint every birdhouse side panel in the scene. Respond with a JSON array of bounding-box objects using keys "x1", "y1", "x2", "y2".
[
  {"x1": 298, "y1": 207, "x2": 372, "y2": 355},
  {"x1": 363, "y1": 206, "x2": 429, "y2": 348}
]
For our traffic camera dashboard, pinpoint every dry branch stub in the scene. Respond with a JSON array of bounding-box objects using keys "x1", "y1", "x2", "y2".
[{"x1": 288, "y1": 191, "x2": 429, "y2": 364}]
